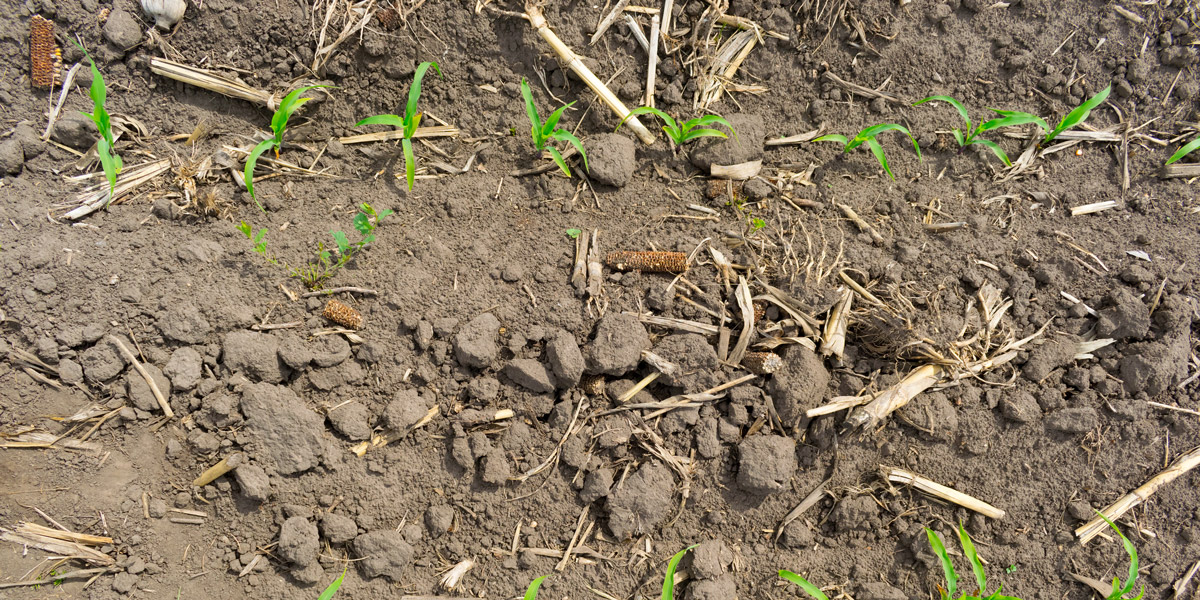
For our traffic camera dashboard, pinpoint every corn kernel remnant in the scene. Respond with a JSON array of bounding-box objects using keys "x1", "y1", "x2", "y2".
[
  {"x1": 322, "y1": 299, "x2": 364, "y2": 329},
  {"x1": 753, "y1": 300, "x2": 766, "y2": 324},
  {"x1": 742, "y1": 351, "x2": 783, "y2": 375},
  {"x1": 30, "y1": 16, "x2": 62, "y2": 90},
  {"x1": 604, "y1": 251, "x2": 688, "y2": 273}
]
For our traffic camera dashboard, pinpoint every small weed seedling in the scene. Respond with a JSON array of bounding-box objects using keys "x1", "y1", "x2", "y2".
[
  {"x1": 237, "y1": 202, "x2": 392, "y2": 289},
  {"x1": 72, "y1": 40, "x2": 122, "y2": 206},
  {"x1": 814, "y1": 124, "x2": 921, "y2": 180},
  {"x1": 317, "y1": 567, "x2": 346, "y2": 600},
  {"x1": 926, "y1": 524, "x2": 1021, "y2": 600},
  {"x1": 779, "y1": 570, "x2": 830, "y2": 600},
  {"x1": 1042, "y1": 85, "x2": 1111, "y2": 146},
  {"x1": 520, "y1": 78, "x2": 587, "y2": 177},
  {"x1": 355, "y1": 60, "x2": 442, "y2": 191},
  {"x1": 661, "y1": 545, "x2": 697, "y2": 599},
  {"x1": 1167, "y1": 135, "x2": 1200, "y2": 165},
  {"x1": 913, "y1": 96, "x2": 1046, "y2": 166},
  {"x1": 618, "y1": 107, "x2": 735, "y2": 150},
  {"x1": 522, "y1": 575, "x2": 549, "y2": 599},
  {"x1": 245, "y1": 84, "x2": 331, "y2": 211},
  {"x1": 1094, "y1": 513, "x2": 1145, "y2": 600}
]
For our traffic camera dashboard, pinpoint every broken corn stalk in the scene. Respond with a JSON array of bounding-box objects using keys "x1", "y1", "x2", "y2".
[
  {"x1": 604, "y1": 251, "x2": 688, "y2": 273},
  {"x1": 322, "y1": 299, "x2": 363, "y2": 329}
]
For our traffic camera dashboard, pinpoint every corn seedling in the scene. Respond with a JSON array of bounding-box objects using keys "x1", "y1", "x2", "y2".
[
  {"x1": 913, "y1": 96, "x2": 1046, "y2": 166},
  {"x1": 926, "y1": 524, "x2": 1021, "y2": 600},
  {"x1": 779, "y1": 570, "x2": 829, "y2": 600},
  {"x1": 355, "y1": 61, "x2": 442, "y2": 191},
  {"x1": 317, "y1": 567, "x2": 346, "y2": 600},
  {"x1": 814, "y1": 124, "x2": 921, "y2": 180},
  {"x1": 520, "y1": 78, "x2": 587, "y2": 177},
  {"x1": 72, "y1": 40, "x2": 122, "y2": 207},
  {"x1": 1094, "y1": 513, "x2": 1145, "y2": 600},
  {"x1": 661, "y1": 544, "x2": 697, "y2": 599},
  {"x1": 1043, "y1": 85, "x2": 1111, "y2": 145},
  {"x1": 244, "y1": 84, "x2": 331, "y2": 211},
  {"x1": 1166, "y1": 136, "x2": 1200, "y2": 165},
  {"x1": 522, "y1": 575, "x2": 548, "y2": 599},
  {"x1": 617, "y1": 107, "x2": 735, "y2": 149},
  {"x1": 237, "y1": 202, "x2": 391, "y2": 289}
]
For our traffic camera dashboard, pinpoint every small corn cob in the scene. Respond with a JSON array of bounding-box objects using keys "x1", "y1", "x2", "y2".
[
  {"x1": 742, "y1": 351, "x2": 783, "y2": 375},
  {"x1": 604, "y1": 251, "x2": 688, "y2": 273},
  {"x1": 580, "y1": 374, "x2": 605, "y2": 397},
  {"x1": 376, "y1": 8, "x2": 402, "y2": 30},
  {"x1": 30, "y1": 16, "x2": 62, "y2": 90},
  {"x1": 753, "y1": 300, "x2": 767, "y2": 324},
  {"x1": 322, "y1": 299, "x2": 364, "y2": 329}
]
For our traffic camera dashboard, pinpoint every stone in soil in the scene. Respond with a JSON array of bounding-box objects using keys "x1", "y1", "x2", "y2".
[
  {"x1": 384, "y1": 388, "x2": 427, "y2": 431},
  {"x1": 766, "y1": 346, "x2": 829, "y2": 424},
  {"x1": 239, "y1": 383, "x2": 325, "y2": 475},
  {"x1": 352, "y1": 531, "x2": 414, "y2": 580},
  {"x1": 1021, "y1": 334, "x2": 1080, "y2": 382},
  {"x1": 545, "y1": 329, "x2": 585, "y2": 389},
  {"x1": 688, "y1": 113, "x2": 765, "y2": 171},
  {"x1": 831, "y1": 495, "x2": 881, "y2": 532},
  {"x1": 320, "y1": 513, "x2": 359, "y2": 544},
  {"x1": 234, "y1": 464, "x2": 271, "y2": 502},
  {"x1": 424, "y1": 505, "x2": 454, "y2": 537},
  {"x1": 125, "y1": 364, "x2": 171, "y2": 413},
  {"x1": 327, "y1": 402, "x2": 372, "y2": 440},
  {"x1": 278, "y1": 516, "x2": 319, "y2": 567},
  {"x1": 651, "y1": 333, "x2": 722, "y2": 393},
  {"x1": 1045, "y1": 407, "x2": 1100, "y2": 434},
  {"x1": 103, "y1": 8, "x2": 144, "y2": 48},
  {"x1": 584, "y1": 313, "x2": 651, "y2": 376},
  {"x1": 587, "y1": 132, "x2": 637, "y2": 187},
  {"x1": 736, "y1": 435, "x2": 796, "y2": 495},
  {"x1": 579, "y1": 468, "x2": 614, "y2": 504},
  {"x1": 606, "y1": 460, "x2": 674, "y2": 540},
  {"x1": 163, "y1": 347, "x2": 202, "y2": 390},
  {"x1": 454, "y1": 313, "x2": 501, "y2": 369},
  {"x1": 503, "y1": 358, "x2": 555, "y2": 393},
  {"x1": 1095, "y1": 287, "x2": 1151, "y2": 339},
  {"x1": 223, "y1": 331, "x2": 286, "y2": 384},
  {"x1": 50, "y1": 113, "x2": 98, "y2": 150}
]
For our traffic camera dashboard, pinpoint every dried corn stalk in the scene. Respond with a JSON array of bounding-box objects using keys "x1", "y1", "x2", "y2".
[
  {"x1": 30, "y1": 16, "x2": 62, "y2": 89},
  {"x1": 604, "y1": 251, "x2": 688, "y2": 273}
]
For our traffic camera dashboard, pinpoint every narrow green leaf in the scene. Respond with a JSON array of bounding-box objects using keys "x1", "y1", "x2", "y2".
[
  {"x1": 543, "y1": 102, "x2": 575, "y2": 137},
  {"x1": 405, "y1": 61, "x2": 441, "y2": 132},
  {"x1": 377, "y1": 208, "x2": 393, "y2": 220},
  {"x1": 981, "y1": 111, "x2": 1051, "y2": 134},
  {"x1": 244, "y1": 138, "x2": 277, "y2": 212},
  {"x1": 548, "y1": 146, "x2": 571, "y2": 177},
  {"x1": 355, "y1": 114, "x2": 406, "y2": 128},
  {"x1": 952, "y1": 129, "x2": 965, "y2": 147},
  {"x1": 273, "y1": 85, "x2": 331, "y2": 142},
  {"x1": 523, "y1": 575, "x2": 548, "y2": 600},
  {"x1": 866, "y1": 137, "x2": 894, "y2": 179},
  {"x1": 1045, "y1": 85, "x2": 1111, "y2": 145},
  {"x1": 317, "y1": 567, "x2": 347, "y2": 600},
  {"x1": 688, "y1": 115, "x2": 737, "y2": 138},
  {"x1": 661, "y1": 545, "x2": 697, "y2": 600},
  {"x1": 958, "y1": 524, "x2": 988, "y2": 595},
  {"x1": 549, "y1": 129, "x2": 587, "y2": 172},
  {"x1": 680, "y1": 128, "x2": 729, "y2": 142},
  {"x1": 915, "y1": 96, "x2": 971, "y2": 131},
  {"x1": 812, "y1": 134, "x2": 849, "y2": 146},
  {"x1": 1166, "y1": 136, "x2": 1200, "y2": 165},
  {"x1": 402, "y1": 138, "x2": 416, "y2": 191},
  {"x1": 926, "y1": 528, "x2": 959, "y2": 599},
  {"x1": 619, "y1": 106, "x2": 678, "y2": 142},
  {"x1": 969, "y1": 139, "x2": 1012, "y2": 166},
  {"x1": 779, "y1": 570, "x2": 830, "y2": 600},
  {"x1": 520, "y1": 78, "x2": 544, "y2": 147},
  {"x1": 97, "y1": 138, "x2": 119, "y2": 206},
  {"x1": 1096, "y1": 512, "x2": 1142, "y2": 600}
]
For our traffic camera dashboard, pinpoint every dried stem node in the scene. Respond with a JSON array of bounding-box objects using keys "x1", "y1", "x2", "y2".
[{"x1": 604, "y1": 251, "x2": 688, "y2": 273}]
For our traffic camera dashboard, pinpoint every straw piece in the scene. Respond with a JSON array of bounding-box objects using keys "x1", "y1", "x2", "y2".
[
  {"x1": 150, "y1": 58, "x2": 275, "y2": 107},
  {"x1": 885, "y1": 467, "x2": 1006, "y2": 518},
  {"x1": 710, "y1": 160, "x2": 762, "y2": 180},
  {"x1": 728, "y1": 277, "x2": 754, "y2": 365},
  {"x1": 107, "y1": 335, "x2": 174, "y2": 419},
  {"x1": 1074, "y1": 444, "x2": 1200, "y2": 544},
  {"x1": 591, "y1": 0, "x2": 633, "y2": 44},
  {"x1": 844, "y1": 364, "x2": 943, "y2": 430},
  {"x1": 338, "y1": 125, "x2": 460, "y2": 145},
  {"x1": 1070, "y1": 200, "x2": 1118, "y2": 216},
  {"x1": 193, "y1": 452, "x2": 244, "y2": 487},
  {"x1": 60, "y1": 159, "x2": 172, "y2": 220}
]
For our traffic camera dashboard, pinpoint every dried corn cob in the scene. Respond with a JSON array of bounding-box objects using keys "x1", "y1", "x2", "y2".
[
  {"x1": 604, "y1": 251, "x2": 688, "y2": 273},
  {"x1": 753, "y1": 300, "x2": 766, "y2": 324},
  {"x1": 322, "y1": 299, "x2": 364, "y2": 329},
  {"x1": 30, "y1": 16, "x2": 62, "y2": 90},
  {"x1": 580, "y1": 374, "x2": 606, "y2": 397},
  {"x1": 742, "y1": 351, "x2": 783, "y2": 375}
]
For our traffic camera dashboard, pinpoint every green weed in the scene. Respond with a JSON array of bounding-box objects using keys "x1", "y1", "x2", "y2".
[
  {"x1": 71, "y1": 41, "x2": 123, "y2": 206},
  {"x1": 317, "y1": 567, "x2": 346, "y2": 600},
  {"x1": 779, "y1": 569, "x2": 829, "y2": 600},
  {"x1": 814, "y1": 123, "x2": 921, "y2": 180},
  {"x1": 618, "y1": 107, "x2": 735, "y2": 148},
  {"x1": 1043, "y1": 85, "x2": 1111, "y2": 145},
  {"x1": 355, "y1": 60, "x2": 442, "y2": 191},
  {"x1": 1094, "y1": 513, "x2": 1144, "y2": 600},
  {"x1": 237, "y1": 202, "x2": 391, "y2": 289},
  {"x1": 926, "y1": 524, "x2": 1020, "y2": 600},
  {"x1": 522, "y1": 575, "x2": 549, "y2": 599},
  {"x1": 1166, "y1": 136, "x2": 1200, "y2": 165},
  {"x1": 662, "y1": 544, "x2": 697, "y2": 599},
  {"x1": 520, "y1": 78, "x2": 587, "y2": 177},
  {"x1": 245, "y1": 84, "x2": 332, "y2": 211},
  {"x1": 913, "y1": 96, "x2": 1044, "y2": 166}
]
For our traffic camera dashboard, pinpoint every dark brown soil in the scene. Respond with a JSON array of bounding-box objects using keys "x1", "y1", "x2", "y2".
[{"x1": 2, "y1": 0, "x2": 1199, "y2": 599}]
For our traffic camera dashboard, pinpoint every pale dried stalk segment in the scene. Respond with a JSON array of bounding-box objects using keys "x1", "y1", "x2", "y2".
[
  {"x1": 193, "y1": 452, "x2": 244, "y2": 487},
  {"x1": 885, "y1": 467, "x2": 1006, "y2": 519},
  {"x1": 1074, "y1": 444, "x2": 1200, "y2": 544}
]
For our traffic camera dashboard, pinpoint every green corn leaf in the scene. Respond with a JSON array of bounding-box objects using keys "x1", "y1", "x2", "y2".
[
  {"x1": 353, "y1": 213, "x2": 371, "y2": 236},
  {"x1": 952, "y1": 129, "x2": 965, "y2": 147},
  {"x1": 244, "y1": 138, "x2": 277, "y2": 212},
  {"x1": 1096, "y1": 512, "x2": 1143, "y2": 600},
  {"x1": 981, "y1": 110, "x2": 1050, "y2": 134},
  {"x1": 543, "y1": 102, "x2": 575, "y2": 139},
  {"x1": 548, "y1": 146, "x2": 571, "y2": 177},
  {"x1": 520, "y1": 78, "x2": 544, "y2": 147},
  {"x1": 273, "y1": 85, "x2": 331, "y2": 143},
  {"x1": 926, "y1": 528, "x2": 959, "y2": 599},
  {"x1": 330, "y1": 230, "x2": 351, "y2": 254},
  {"x1": 958, "y1": 524, "x2": 988, "y2": 595},
  {"x1": 969, "y1": 139, "x2": 1012, "y2": 166},
  {"x1": 1045, "y1": 85, "x2": 1111, "y2": 145},
  {"x1": 661, "y1": 545, "x2": 697, "y2": 600},
  {"x1": 317, "y1": 567, "x2": 346, "y2": 600},
  {"x1": 97, "y1": 138, "x2": 119, "y2": 205},
  {"x1": 681, "y1": 128, "x2": 729, "y2": 142},
  {"x1": 402, "y1": 138, "x2": 416, "y2": 191},
  {"x1": 779, "y1": 570, "x2": 830, "y2": 600},
  {"x1": 355, "y1": 114, "x2": 406, "y2": 128},
  {"x1": 866, "y1": 137, "x2": 894, "y2": 179},
  {"x1": 619, "y1": 106, "x2": 679, "y2": 143},
  {"x1": 689, "y1": 114, "x2": 737, "y2": 138},
  {"x1": 523, "y1": 575, "x2": 548, "y2": 600},
  {"x1": 405, "y1": 61, "x2": 441, "y2": 133},
  {"x1": 915, "y1": 95, "x2": 971, "y2": 131},
  {"x1": 1166, "y1": 136, "x2": 1200, "y2": 165},
  {"x1": 813, "y1": 134, "x2": 849, "y2": 146},
  {"x1": 549, "y1": 129, "x2": 587, "y2": 171}
]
